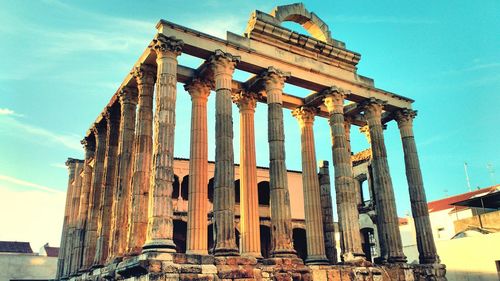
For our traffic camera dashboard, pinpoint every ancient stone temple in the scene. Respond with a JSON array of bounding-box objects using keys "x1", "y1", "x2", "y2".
[{"x1": 56, "y1": 3, "x2": 447, "y2": 281}]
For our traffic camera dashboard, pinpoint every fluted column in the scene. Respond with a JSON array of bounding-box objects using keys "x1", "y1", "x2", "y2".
[
  {"x1": 185, "y1": 79, "x2": 211, "y2": 255},
  {"x1": 74, "y1": 135, "x2": 95, "y2": 272},
  {"x1": 126, "y1": 64, "x2": 156, "y2": 256},
  {"x1": 93, "y1": 105, "x2": 120, "y2": 266},
  {"x1": 56, "y1": 159, "x2": 77, "y2": 279},
  {"x1": 395, "y1": 109, "x2": 438, "y2": 264},
  {"x1": 210, "y1": 50, "x2": 240, "y2": 256},
  {"x1": 261, "y1": 67, "x2": 296, "y2": 257},
  {"x1": 361, "y1": 98, "x2": 406, "y2": 263},
  {"x1": 143, "y1": 34, "x2": 183, "y2": 253},
  {"x1": 233, "y1": 91, "x2": 261, "y2": 258},
  {"x1": 344, "y1": 118, "x2": 352, "y2": 156},
  {"x1": 68, "y1": 161, "x2": 84, "y2": 275},
  {"x1": 83, "y1": 121, "x2": 107, "y2": 269},
  {"x1": 108, "y1": 87, "x2": 138, "y2": 261},
  {"x1": 292, "y1": 107, "x2": 328, "y2": 264},
  {"x1": 318, "y1": 160, "x2": 337, "y2": 264},
  {"x1": 323, "y1": 88, "x2": 364, "y2": 263}
]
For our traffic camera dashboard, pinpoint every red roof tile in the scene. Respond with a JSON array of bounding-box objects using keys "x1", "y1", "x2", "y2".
[{"x1": 428, "y1": 185, "x2": 499, "y2": 213}]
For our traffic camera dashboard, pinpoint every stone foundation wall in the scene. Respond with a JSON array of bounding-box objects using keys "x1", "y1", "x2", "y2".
[{"x1": 67, "y1": 253, "x2": 445, "y2": 281}]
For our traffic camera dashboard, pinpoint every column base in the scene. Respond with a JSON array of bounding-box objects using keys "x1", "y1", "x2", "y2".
[
  {"x1": 270, "y1": 248, "x2": 297, "y2": 258},
  {"x1": 186, "y1": 249, "x2": 209, "y2": 256},
  {"x1": 214, "y1": 246, "x2": 239, "y2": 256},
  {"x1": 388, "y1": 255, "x2": 408, "y2": 264},
  {"x1": 305, "y1": 255, "x2": 329, "y2": 265},
  {"x1": 241, "y1": 252, "x2": 264, "y2": 260},
  {"x1": 142, "y1": 239, "x2": 176, "y2": 253}
]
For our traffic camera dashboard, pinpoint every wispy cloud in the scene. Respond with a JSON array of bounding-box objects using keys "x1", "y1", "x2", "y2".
[
  {"x1": 334, "y1": 15, "x2": 436, "y2": 24},
  {"x1": 0, "y1": 116, "x2": 82, "y2": 152},
  {"x1": 0, "y1": 174, "x2": 62, "y2": 193},
  {"x1": 0, "y1": 108, "x2": 15, "y2": 115}
]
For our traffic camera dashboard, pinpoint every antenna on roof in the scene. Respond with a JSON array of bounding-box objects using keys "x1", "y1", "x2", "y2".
[
  {"x1": 464, "y1": 162, "x2": 471, "y2": 192},
  {"x1": 487, "y1": 163, "x2": 496, "y2": 185}
]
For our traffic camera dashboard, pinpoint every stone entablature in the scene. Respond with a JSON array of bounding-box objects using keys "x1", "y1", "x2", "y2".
[{"x1": 57, "y1": 3, "x2": 446, "y2": 281}]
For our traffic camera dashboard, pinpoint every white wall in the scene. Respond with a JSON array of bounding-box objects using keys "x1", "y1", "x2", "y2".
[{"x1": 0, "y1": 254, "x2": 57, "y2": 281}]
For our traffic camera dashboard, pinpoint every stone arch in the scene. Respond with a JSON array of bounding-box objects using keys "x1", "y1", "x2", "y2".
[
  {"x1": 181, "y1": 175, "x2": 189, "y2": 200},
  {"x1": 292, "y1": 227, "x2": 307, "y2": 261},
  {"x1": 171, "y1": 174, "x2": 180, "y2": 199},
  {"x1": 173, "y1": 219, "x2": 187, "y2": 253},
  {"x1": 258, "y1": 181, "x2": 270, "y2": 205},
  {"x1": 234, "y1": 179, "x2": 241, "y2": 204},
  {"x1": 271, "y1": 3, "x2": 332, "y2": 43}
]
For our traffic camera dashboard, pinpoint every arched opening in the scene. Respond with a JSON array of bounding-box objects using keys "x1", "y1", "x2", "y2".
[
  {"x1": 360, "y1": 227, "x2": 375, "y2": 263},
  {"x1": 260, "y1": 225, "x2": 271, "y2": 258},
  {"x1": 173, "y1": 219, "x2": 187, "y2": 253},
  {"x1": 258, "y1": 181, "x2": 270, "y2": 205},
  {"x1": 361, "y1": 179, "x2": 371, "y2": 206},
  {"x1": 292, "y1": 228, "x2": 307, "y2": 261},
  {"x1": 208, "y1": 178, "x2": 214, "y2": 203},
  {"x1": 234, "y1": 179, "x2": 241, "y2": 204},
  {"x1": 235, "y1": 228, "x2": 240, "y2": 249},
  {"x1": 171, "y1": 175, "x2": 180, "y2": 199},
  {"x1": 208, "y1": 223, "x2": 214, "y2": 254},
  {"x1": 181, "y1": 175, "x2": 189, "y2": 200}
]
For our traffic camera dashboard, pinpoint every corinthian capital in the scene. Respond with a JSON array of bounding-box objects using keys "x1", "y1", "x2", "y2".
[
  {"x1": 184, "y1": 78, "x2": 211, "y2": 101},
  {"x1": 91, "y1": 120, "x2": 107, "y2": 141},
  {"x1": 118, "y1": 87, "x2": 138, "y2": 105},
  {"x1": 209, "y1": 49, "x2": 240, "y2": 77},
  {"x1": 322, "y1": 86, "x2": 349, "y2": 114},
  {"x1": 394, "y1": 109, "x2": 417, "y2": 127},
  {"x1": 150, "y1": 34, "x2": 184, "y2": 58},
  {"x1": 260, "y1": 66, "x2": 290, "y2": 92},
  {"x1": 132, "y1": 63, "x2": 156, "y2": 86},
  {"x1": 232, "y1": 91, "x2": 258, "y2": 112},
  {"x1": 292, "y1": 106, "x2": 316, "y2": 127},
  {"x1": 360, "y1": 98, "x2": 387, "y2": 121}
]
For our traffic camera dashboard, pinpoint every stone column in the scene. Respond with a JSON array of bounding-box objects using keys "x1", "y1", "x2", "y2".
[
  {"x1": 344, "y1": 117, "x2": 352, "y2": 156},
  {"x1": 83, "y1": 120, "x2": 107, "y2": 269},
  {"x1": 261, "y1": 67, "x2": 296, "y2": 257},
  {"x1": 68, "y1": 161, "x2": 84, "y2": 275},
  {"x1": 93, "y1": 105, "x2": 120, "y2": 266},
  {"x1": 126, "y1": 64, "x2": 156, "y2": 256},
  {"x1": 74, "y1": 135, "x2": 95, "y2": 272},
  {"x1": 395, "y1": 109, "x2": 439, "y2": 264},
  {"x1": 318, "y1": 160, "x2": 337, "y2": 264},
  {"x1": 185, "y1": 79, "x2": 211, "y2": 255},
  {"x1": 210, "y1": 50, "x2": 240, "y2": 256},
  {"x1": 56, "y1": 159, "x2": 77, "y2": 279},
  {"x1": 292, "y1": 107, "x2": 328, "y2": 264},
  {"x1": 323, "y1": 88, "x2": 365, "y2": 263},
  {"x1": 108, "y1": 87, "x2": 138, "y2": 261},
  {"x1": 143, "y1": 34, "x2": 183, "y2": 253},
  {"x1": 361, "y1": 98, "x2": 406, "y2": 263},
  {"x1": 233, "y1": 91, "x2": 261, "y2": 258}
]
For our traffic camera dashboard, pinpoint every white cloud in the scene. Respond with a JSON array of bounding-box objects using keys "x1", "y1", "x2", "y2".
[
  {"x1": 0, "y1": 174, "x2": 63, "y2": 194},
  {"x1": 0, "y1": 108, "x2": 15, "y2": 115},
  {"x1": 0, "y1": 116, "x2": 82, "y2": 152}
]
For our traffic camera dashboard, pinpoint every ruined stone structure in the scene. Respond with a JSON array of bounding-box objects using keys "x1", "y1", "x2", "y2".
[{"x1": 56, "y1": 4, "x2": 446, "y2": 281}]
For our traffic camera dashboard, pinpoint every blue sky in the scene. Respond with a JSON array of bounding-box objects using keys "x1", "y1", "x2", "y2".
[{"x1": 0, "y1": 0, "x2": 499, "y2": 250}]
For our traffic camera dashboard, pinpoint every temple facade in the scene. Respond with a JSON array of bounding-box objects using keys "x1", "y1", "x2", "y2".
[{"x1": 56, "y1": 4, "x2": 446, "y2": 281}]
